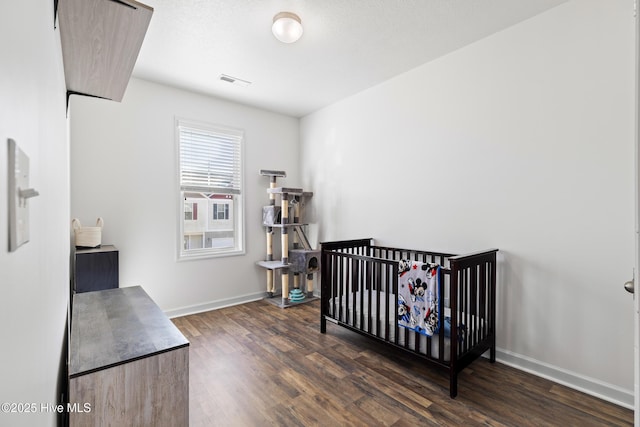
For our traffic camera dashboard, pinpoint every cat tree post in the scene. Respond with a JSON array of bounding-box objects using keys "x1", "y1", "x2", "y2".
[
  {"x1": 260, "y1": 170, "x2": 286, "y2": 297},
  {"x1": 266, "y1": 174, "x2": 277, "y2": 295},
  {"x1": 280, "y1": 191, "x2": 290, "y2": 305},
  {"x1": 292, "y1": 197, "x2": 300, "y2": 292},
  {"x1": 306, "y1": 274, "x2": 314, "y2": 298}
]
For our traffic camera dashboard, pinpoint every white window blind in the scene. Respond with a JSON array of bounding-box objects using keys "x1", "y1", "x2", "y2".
[{"x1": 178, "y1": 121, "x2": 243, "y2": 194}]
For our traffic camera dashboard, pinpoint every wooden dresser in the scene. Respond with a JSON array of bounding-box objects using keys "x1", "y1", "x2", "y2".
[{"x1": 68, "y1": 286, "x2": 189, "y2": 426}]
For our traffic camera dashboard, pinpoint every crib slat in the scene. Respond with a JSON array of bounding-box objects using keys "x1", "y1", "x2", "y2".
[
  {"x1": 374, "y1": 262, "x2": 381, "y2": 339},
  {"x1": 466, "y1": 267, "x2": 472, "y2": 352},
  {"x1": 345, "y1": 254, "x2": 350, "y2": 324},
  {"x1": 459, "y1": 268, "x2": 463, "y2": 355},
  {"x1": 328, "y1": 253, "x2": 334, "y2": 321},
  {"x1": 479, "y1": 262, "x2": 487, "y2": 342},
  {"x1": 385, "y1": 262, "x2": 390, "y2": 342},
  {"x1": 391, "y1": 263, "x2": 397, "y2": 345},
  {"x1": 490, "y1": 255, "x2": 497, "y2": 362},
  {"x1": 468, "y1": 266, "x2": 472, "y2": 348},
  {"x1": 450, "y1": 264, "x2": 459, "y2": 397},
  {"x1": 365, "y1": 259, "x2": 371, "y2": 334},
  {"x1": 459, "y1": 268, "x2": 465, "y2": 355},
  {"x1": 355, "y1": 257, "x2": 360, "y2": 327},
  {"x1": 464, "y1": 268, "x2": 469, "y2": 355},
  {"x1": 333, "y1": 253, "x2": 339, "y2": 321},
  {"x1": 470, "y1": 265, "x2": 478, "y2": 348},
  {"x1": 358, "y1": 259, "x2": 364, "y2": 331},
  {"x1": 438, "y1": 268, "x2": 445, "y2": 362},
  {"x1": 338, "y1": 254, "x2": 344, "y2": 323},
  {"x1": 350, "y1": 257, "x2": 356, "y2": 327}
]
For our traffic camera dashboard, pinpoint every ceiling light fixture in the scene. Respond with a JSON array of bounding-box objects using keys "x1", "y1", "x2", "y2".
[{"x1": 272, "y1": 12, "x2": 303, "y2": 44}]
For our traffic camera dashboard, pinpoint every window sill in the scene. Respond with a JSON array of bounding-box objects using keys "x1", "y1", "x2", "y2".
[{"x1": 177, "y1": 248, "x2": 245, "y2": 262}]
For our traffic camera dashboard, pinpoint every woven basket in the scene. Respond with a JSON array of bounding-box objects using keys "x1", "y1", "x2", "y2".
[{"x1": 72, "y1": 217, "x2": 104, "y2": 248}]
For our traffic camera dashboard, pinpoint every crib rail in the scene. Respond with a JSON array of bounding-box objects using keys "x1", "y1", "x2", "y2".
[
  {"x1": 319, "y1": 238, "x2": 373, "y2": 253},
  {"x1": 320, "y1": 238, "x2": 455, "y2": 268},
  {"x1": 372, "y1": 245, "x2": 455, "y2": 269}
]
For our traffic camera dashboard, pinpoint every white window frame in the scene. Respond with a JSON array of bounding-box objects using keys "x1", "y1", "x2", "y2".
[{"x1": 176, "y1": 118, "x2": 245, "y2": 260}]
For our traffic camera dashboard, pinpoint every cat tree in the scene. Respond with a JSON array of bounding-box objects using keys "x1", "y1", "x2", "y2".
[{"x1": 256, "y1": 169, "x2": 319, "y2": 308}]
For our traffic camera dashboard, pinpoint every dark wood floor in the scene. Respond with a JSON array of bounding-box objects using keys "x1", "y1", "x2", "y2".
[{"x1": 172, "y1": 299, "x2": 633, "y2": 427}]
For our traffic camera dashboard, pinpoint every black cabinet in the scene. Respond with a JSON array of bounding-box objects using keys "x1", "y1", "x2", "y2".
[{"x1": 74, "y1": 245, "x2": 119, "y2": 293}]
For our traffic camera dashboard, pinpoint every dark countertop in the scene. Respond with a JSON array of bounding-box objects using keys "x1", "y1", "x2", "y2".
[
  {"x1": 69, "y1": 286, "x2": 189, "y2": 378},
  {"x1": 75, "y1": 244, "x2": 118, "y2": 254}
]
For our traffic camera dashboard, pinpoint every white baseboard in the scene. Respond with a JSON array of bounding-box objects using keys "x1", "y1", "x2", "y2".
[
  {"x1": 164, "y1": 291, "x2": 266, "y2": 319},
  {"x1": 495, "y1": 347, "x2": 634, "y2": 410}
]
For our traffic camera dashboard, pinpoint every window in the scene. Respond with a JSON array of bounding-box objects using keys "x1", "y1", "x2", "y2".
[
  {"x1": 212, "y1": 203, "x2": 229, "y2": 220},
  {"x1": 177, "y1": 119, "x2": 244, "y2": 259},
  {"x1": 184, "y1": 202, "x2": 197, "y2": 221}
]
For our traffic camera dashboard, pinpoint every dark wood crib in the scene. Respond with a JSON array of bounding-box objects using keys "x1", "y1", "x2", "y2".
[{"x1": 320, "y1": 238, "x2": 499, "y2": 398}]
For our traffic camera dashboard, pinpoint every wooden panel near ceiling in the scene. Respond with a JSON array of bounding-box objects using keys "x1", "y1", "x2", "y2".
[{"x1": 58, "y1": 0, "x2": 153, "y2": 102}]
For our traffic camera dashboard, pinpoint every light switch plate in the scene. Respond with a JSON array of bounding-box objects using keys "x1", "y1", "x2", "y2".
[{"x1": 8, "y1": 138, "x2": 31, "y2": 252}]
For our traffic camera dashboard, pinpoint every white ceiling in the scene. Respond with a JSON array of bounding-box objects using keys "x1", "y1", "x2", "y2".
[{"x1": 132, "y1": 0, "x2": 568, "y2": 118}]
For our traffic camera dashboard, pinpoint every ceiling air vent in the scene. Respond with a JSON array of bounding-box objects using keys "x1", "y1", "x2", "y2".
[{"x1": 219, "y1": 74, "x2": 251, "y2": 87}]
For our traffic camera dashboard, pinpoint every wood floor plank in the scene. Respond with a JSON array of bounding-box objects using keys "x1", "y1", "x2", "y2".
[
  {"x1": 280, "y1": 360, "x2": 366, "y2": 407},
  {"x1": 350, "y1": 366, "x2": 435, "y2": 417},
  {"x1": 304, "y1": 351, "x2": 351, "y2": 379},
  {"x1": 172, "y1": 316, "x2": 200, "y2": 338},
  {"x1": 174, "y1": 299, "x2": 633, "y2": 426},
  {"x1": 353, "y1": 395, "x2": 403, "y2": 426}
]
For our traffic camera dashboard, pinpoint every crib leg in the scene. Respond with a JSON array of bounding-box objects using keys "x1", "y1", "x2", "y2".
[
  {"x1": 320, "y1": 316, "x2": 326, "y2": 334},
  {"x1": 450, "y1": 372, "x2": 458, "y2": 398}
]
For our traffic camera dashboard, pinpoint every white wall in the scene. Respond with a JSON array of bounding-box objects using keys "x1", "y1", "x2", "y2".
[
  {"x1": 0, "y1": 2, "x2": 69, "y2": 426},
  {"x1": 300, "y1": 0, "x2": 635, "y2": 406},
  {"x1": 70, "y1": 78, "x2": 300, "y2": 314}
]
